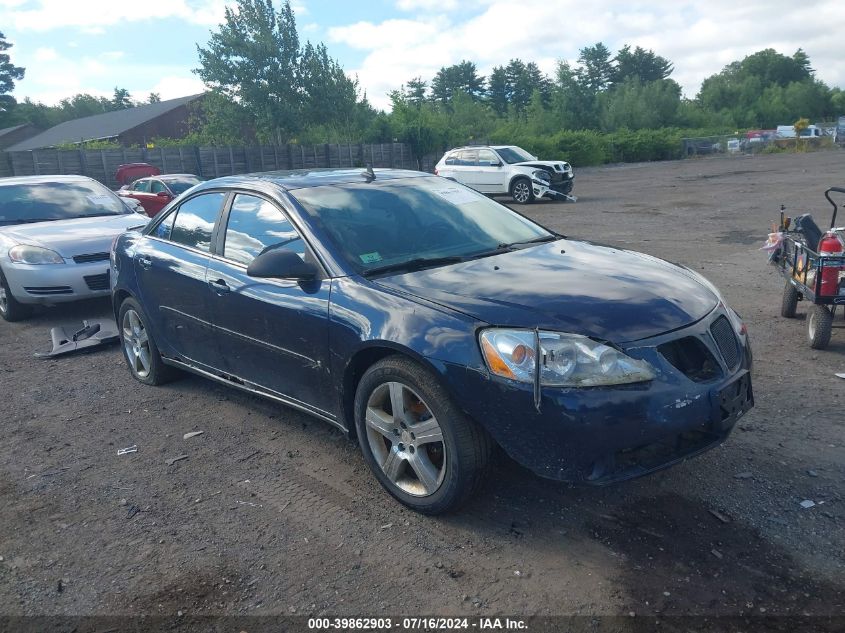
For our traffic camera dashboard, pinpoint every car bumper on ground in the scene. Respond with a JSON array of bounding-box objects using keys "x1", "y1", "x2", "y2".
[
  {"x1": 3, "y1": 259, "x2": 112, "y2": 304},
  {"x1": 440, "y1": 306, "x2": 753, "y2": 483}
]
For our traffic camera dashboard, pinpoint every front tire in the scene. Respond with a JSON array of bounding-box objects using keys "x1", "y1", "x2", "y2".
[
  {"x1": 354, "y1": 356, "x2": 492, "y2": 514},
  {"x1": 510, "y1": 177, "x2": 535, "y2": 204},
  {"x1": 118, "y1": 297, "x2": 179, "y2": 385},
  {"x1": 808, "y1": 305, "x2": 832, "y2": 350},
  {"x1": 0, "y1": 269, "x2": 32, "y2": 322}
]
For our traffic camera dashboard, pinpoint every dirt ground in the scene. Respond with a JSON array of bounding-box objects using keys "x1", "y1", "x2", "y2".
[{"x1": 1, "y1": 150, "x2": 844, "y2": 625}]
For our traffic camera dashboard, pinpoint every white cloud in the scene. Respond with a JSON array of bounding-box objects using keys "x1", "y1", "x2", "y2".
[
  {"x1": 149, "y1": 75, "x2": 207, "y2": 100},
  {"x1": 33, "y1": 47, "x2": 58, "y2": 61},
  {"x1": 8, "y1": 0, "x2": 228, "y2": 31},
  {"x1": 396, "y1": 0, "x2": 459, "y2": 10},
  {"x1": 331, "y1": 0, "x2": 845, "y2": 110}
]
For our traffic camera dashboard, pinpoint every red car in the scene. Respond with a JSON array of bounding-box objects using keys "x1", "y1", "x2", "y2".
[{"x1": 117, "y1": 174, "x2": 202, "y2": 217}]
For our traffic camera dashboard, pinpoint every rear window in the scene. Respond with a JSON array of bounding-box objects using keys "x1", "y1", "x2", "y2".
[
  {"x1": 162, "y1": 177, "x2": 201, "y2": 195},
  {"x1": 0, "y1": 180, "x2": 128, "y2": 226}
]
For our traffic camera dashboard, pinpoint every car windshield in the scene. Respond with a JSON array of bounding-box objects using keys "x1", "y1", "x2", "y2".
[
  {"x1": 291, "y1": 176, "x2": 553, "y2": 274},
  {"x1": 495, "y1": 146, "x2": 535, "y2": 164},
  {"x1": 0, "y1": 180, "x2": 128, "y2": 225},
  {"x1": 162, "y1": 177, "x2": 201, "y2": 195}
]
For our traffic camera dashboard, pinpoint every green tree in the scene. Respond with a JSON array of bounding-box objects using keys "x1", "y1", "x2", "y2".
[
  {"x1": 611, "y1": 45, "x2": 673, "y2": 86},
  {"x1": 148, "y1": 92, "x2": 162, "y2": 104},
  {"x1": 0, "y1": 31, "x2": 25, "y2": 125},
  {"x1": 196, "y1": 0, "x2": 304, "y2": 143},
  {"x1": 487, "y1": 66, "x2": 509, "y2": 116},
  {"x1": 299, "y1": 41, "x2": 361, "y2": 131},
  {"x1": 388, "y1": 90, "x2": 447, "y2": 168},
  {"x1": 577, "y1": 43, "x2": 614, "y2": 93},
  {"x1": 111, "y1": 87, "x2": 133, "y2": 109},
  {"x1": 404, "y1": 77, "x2": 428, "y2": 105},
  {"x1": 601, "y1": 78, "x2": 681, "y2": 130},
  {"x1": 431, "y1": 60, "x2": 485, "y2": 106}
]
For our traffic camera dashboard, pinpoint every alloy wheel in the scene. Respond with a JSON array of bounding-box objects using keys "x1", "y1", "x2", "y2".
[
  {"x1": 122, "y1": 308, "x2": 152, "y2": 379},
  {"x1": 512, "y1": 181, "x2": 531, "y2": 203},
  {"x1": 364, "y1": 381, "x2": 446, "y2": 497},
  {"x1": 0, "y1": 285, "x2": 7, "y2": 315}
]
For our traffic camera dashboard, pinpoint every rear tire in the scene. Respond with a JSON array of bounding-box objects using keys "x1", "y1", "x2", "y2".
[
  {"x1": 781, "y1": 281, "x2": 799, "y2": 318},
  {"x1": 510, "y1": 177, "x2": 535, "y2": 204},
  {"x1": 354, "y1": 355, "x2": 492, "y2": 514},
  {"x1": 118, "y1": 297, "x2": 179, "y2": 385},
  {"x1": 808, "y1": 305, "x2": 832, "y2": 350},
  {"x1": 0, "y1": 269, "x2": 32, "y2": 322}
]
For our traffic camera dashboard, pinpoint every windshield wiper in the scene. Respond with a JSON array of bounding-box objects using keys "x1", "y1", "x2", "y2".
[
  {"x1": 496, "y1": 234, "x2": 560, "y2": 250},
  {"x1": 363, "y1": 255, "x2": 467, "y2": 277}
]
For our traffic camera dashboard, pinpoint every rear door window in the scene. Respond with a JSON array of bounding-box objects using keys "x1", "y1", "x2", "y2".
[
  {"x1": 133, "y1": 180, "x2": 150, "y2": 193},
  {"x1": 458, "y1": 150, "x2": 479, "y2": 166}
]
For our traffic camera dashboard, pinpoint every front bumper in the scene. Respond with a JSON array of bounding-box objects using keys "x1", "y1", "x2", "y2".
[
  {"x1": 2, "y1": 259, "x2": 111, "y2": 305},
  {"x1": 443, "y1": 306, "x2": 753, "y2": 483}
]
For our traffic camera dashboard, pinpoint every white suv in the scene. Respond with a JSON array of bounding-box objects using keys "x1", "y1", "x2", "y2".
[{"x1": 434, "y1": 145, "x2": 575, "y2": 203}]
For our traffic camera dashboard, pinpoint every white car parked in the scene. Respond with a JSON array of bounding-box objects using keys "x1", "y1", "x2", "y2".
[
  {"x1": 0, "y1": 175, "x2": 149, "y2": 321},
  {"x1": 434, "y1": 145, "x2": 575, "y2": 204}
]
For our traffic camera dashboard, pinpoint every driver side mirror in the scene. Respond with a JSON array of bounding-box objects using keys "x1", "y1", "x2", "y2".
[{"x1": 247, "y1": 248, "x2": 317, "y2": 281}]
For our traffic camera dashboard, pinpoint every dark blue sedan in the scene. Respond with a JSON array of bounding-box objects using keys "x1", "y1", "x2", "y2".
[{"x1": 111, "y1": 169, "x2": 753, "y2": 514}]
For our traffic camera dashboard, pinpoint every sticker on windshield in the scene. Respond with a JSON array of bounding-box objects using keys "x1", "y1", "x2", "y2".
[
  {"x1": 87, "y1": 194, "x2": 115, "y2": 206},
  {"x1": 360, "y1": 252, "x2": 382, "y2": 264},
  {"x1": 433, "y1": 186, "x2": 480, "y2": 205}
]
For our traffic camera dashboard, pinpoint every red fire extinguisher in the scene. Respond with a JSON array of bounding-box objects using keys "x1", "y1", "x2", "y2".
[{"x1": 817, "y1": 231, "x2": 844, "y2": 296}]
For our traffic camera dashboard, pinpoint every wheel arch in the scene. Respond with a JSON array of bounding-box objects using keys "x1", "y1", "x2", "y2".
[
  {"x1": 340, "y1": 342, "x2": 452, "y2": 441},
  {"x1": 112, "y1": 288, "x2": 134, "y2": 323}
]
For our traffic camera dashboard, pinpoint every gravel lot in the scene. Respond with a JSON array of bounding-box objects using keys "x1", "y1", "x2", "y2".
[{"x1": 0, "y1": 151, "x2": 843, "y2": 624}]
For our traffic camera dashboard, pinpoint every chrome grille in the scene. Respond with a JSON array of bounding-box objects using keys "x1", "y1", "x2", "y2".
[{"x1": 710, "y1": 316, "x2": 740, "y2": 369}]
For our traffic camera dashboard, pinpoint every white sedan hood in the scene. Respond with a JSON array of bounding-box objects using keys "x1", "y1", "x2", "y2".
[{"x1": 0, "y1": 214, "x2": 149, "y2": 258}]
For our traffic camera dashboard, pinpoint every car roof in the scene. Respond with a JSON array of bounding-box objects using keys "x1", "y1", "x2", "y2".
[
  {"x1": 157, "y1": 174, "x2": 200, "y2": 180},
  {"x1": 0, "y1": 174, "x2": 97, "y2": 187},
  {"x1": 192, "y1": 168, "x2": 430, "y2": 192}
]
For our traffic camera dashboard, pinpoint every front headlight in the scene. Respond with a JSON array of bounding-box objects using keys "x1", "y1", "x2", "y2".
[
  {"x1": 8, "y1": 244, "x2": 65, "y2": 265},
  {"x1": 479, "y1": 328, "x2": 656, "y2": 387},
  {"x1": 532, "y1": 170, "x2": 550, "y2": 183}
]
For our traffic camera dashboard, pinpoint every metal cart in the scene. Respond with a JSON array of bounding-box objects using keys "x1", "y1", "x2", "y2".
[{"x1": 772, "y1": 187, "x2": 845, "y2": 349}]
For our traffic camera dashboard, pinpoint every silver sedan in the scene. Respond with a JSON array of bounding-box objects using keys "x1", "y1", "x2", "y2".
[{"x1": 0, "y1": 175, "x2": 149, "y2": 321}]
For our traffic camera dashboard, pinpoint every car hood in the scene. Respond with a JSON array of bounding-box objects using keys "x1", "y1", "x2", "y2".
[
  {"x1": 373, "y1": 240, "x2": 719, "y2": 343},
  {"x1": 0, "y1": 214, "x2": 149, "y2": 258},
  {"x1": 514, "y1": 160, "x2": 570, "y2": 171}
]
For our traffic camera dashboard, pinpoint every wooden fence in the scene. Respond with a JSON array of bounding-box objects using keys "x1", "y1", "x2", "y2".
[{"x1": 0, "y1": 143, "x2": 442, "y2": 189}]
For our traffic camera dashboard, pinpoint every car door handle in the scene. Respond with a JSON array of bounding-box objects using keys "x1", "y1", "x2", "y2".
[
  {"x1": 137, "y1": 255, "x2": 152, "y2": 270},
  {"x1": 208, "y1": 278, "x2": 230, "y2": 294}
]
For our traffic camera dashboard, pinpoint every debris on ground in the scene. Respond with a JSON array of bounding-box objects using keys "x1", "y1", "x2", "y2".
[
  {"x1": 35, "y1": 319, "x2": 119, "y2": 359},
  {"x1": 183, "y1": 431, "x2": 204, "y2": 440},
  {"x1": 117, "y1": 445, "x2": 137, "y2": 456},
  {"x1": 708, "y1": 509, "x2": 731, "y2": 524},
  {"x1": 711, "y1": 549, "x2": 724, "y2": 560},
  {"x1": 800, "y1": 500, "x2": 816, "y2": 509},
  {"x1": 807, "y1": 470, "x2": 819, "y2": 477},
  {"x1": 126, "y1": 504, "x2": 141, "y2": 519},
  {"x1": 165, "y1": 454, "x2": 189, "y2": 466}
]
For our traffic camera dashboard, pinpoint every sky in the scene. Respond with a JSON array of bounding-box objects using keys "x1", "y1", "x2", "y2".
[{"x1": 1, "y1": 0, "x2": 843, "y2": 112}]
